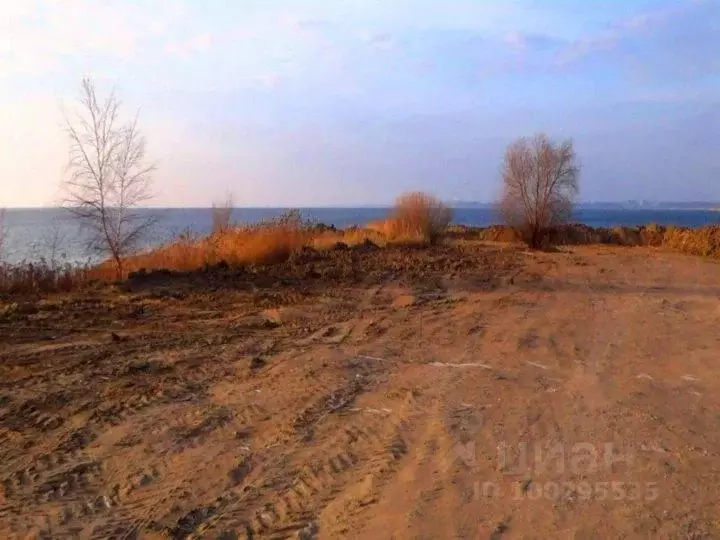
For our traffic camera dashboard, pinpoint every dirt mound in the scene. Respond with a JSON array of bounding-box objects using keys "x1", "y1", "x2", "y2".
[{"x1": 120, "y1": 242, "x2": 523, "y2": 296}]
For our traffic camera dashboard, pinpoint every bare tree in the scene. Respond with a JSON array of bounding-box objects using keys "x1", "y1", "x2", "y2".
[
  {"x1": 63, "y1": 78, "x2": 155, "y2": 278},
  {"x1": 211, "y1": 192, "x2": 234, "y2": 235},
  {"x1": 498, "y1": 133, "x2": 580, "y2": 248}
]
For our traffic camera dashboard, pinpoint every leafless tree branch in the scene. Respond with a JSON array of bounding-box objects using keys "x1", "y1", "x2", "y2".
[
  {"x1": 211, "y1": 192, "x2": 234, "y2": 235},
  {"x1": 62, "y1": 78, "x2": 155, "y2": 278}
]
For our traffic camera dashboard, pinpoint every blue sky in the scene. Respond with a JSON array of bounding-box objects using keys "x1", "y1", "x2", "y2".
[{"x1": 1, "y1": 0, "x2": 718, "y2": 206}]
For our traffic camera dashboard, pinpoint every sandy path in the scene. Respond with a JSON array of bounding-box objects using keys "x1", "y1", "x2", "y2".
[{"x1": 1, "y1": 245, "x2": 720, "y2": 538}]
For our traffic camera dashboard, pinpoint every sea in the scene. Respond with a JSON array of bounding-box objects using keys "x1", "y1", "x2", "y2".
[{"x1": 1, "y1": 207, "x2": 718, "y2": 265}]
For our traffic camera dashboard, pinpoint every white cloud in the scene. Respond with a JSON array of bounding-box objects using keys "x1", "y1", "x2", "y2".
[{"x1": 0, "y1": 0, "x2": 540, "y2": 82}]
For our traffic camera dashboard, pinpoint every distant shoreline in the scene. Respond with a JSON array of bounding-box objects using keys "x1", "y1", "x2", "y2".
[
  {"x1": 1, "y1": 207, "x2": 718, "y2": 265},
  {"x1": 3, "y1": 203, "x2": 720, "y2": 211}
]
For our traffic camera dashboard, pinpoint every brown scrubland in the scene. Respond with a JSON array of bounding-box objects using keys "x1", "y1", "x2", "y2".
[
  {"x1": 1, "y1": 205, "x2": 719, "y2": 295},
  {"x1": 2, "y1": 194, "x2": 720, "y2": 538}
]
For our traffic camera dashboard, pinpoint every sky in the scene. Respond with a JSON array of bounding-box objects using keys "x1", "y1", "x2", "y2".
[{"x1": 1, "y1": 0, "x2": 718, "y2": 207}]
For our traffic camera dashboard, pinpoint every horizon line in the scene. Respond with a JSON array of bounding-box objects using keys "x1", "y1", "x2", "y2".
[{"x1": 3, "y1": 201, "x2": 720, "y2": 210}]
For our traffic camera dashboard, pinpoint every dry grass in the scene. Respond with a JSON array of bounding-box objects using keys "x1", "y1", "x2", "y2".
[
  {"x1": 311, "y1": 227, "x2": 388, "y2": 250},
  {"x1": 0, "y1": 212, "x2": 392, "y2": 289},
  {"x1": 663, "y1": 225, "x2": 720, "y2": 258},
  {"x1": 96, "y1": 218, "x2": 718, "y2": 282},
  {"x1": 0, "y1": 210, "x2": 95, "y2": 294},
  {"x1": 475, "y1": 223, "x2": 720, "y2": 258},
  {"x1": 102, "y1": 196, "x2": 453, "y2": 279},
  {"x1": 367, "y1": 192, "x2": 453, "y2": 245},
  {"x1": 89, "y1": 211, "x2": 396, "y2": 279},
  {"x1": 0, "y1": 261, "x2": 91, "y2": 295},
  {"x1": 0, "y1": 195, "x2": 449, "y2": 293},
  {"x1": 93, "y1": 215, "x2": 315, "y2": 278},
  {"x1": 4, "y1": 205, "x2": 718, "y2": 295}
]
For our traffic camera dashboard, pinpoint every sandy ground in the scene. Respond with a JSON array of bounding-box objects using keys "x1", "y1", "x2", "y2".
[{"x1": 1, "y1": 241, "x2": 720, "y2": 539}]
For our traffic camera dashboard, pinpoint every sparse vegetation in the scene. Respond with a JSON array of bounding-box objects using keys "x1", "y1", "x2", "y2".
[
  {"x1": 312, "y1": 227, "x2": 388, "y2": 250},
  {"x1": 367, "y1": 191, "x2": 453, "y2": 245},
  {"x1": 475, "y1": 222, "x2": 720, "y2": 258},
  {"x1": 90, "y1": 210, "x2": 315, "y2": 277},
  {"x1": 663, "y1": 225, "x2": 720, "y2": 258},
  {"x1": 2, "y1": 207, "x2": 415, "y2": 287},
  {"x1": 0, "y1": 216, "x2": 96, "y2": 295},
  {"x1": 499, "y1": 133, "x2": 580, "y2": 248},
  {"x1": 211, "y1": 193, "x2": 234, "y2": 235},
  {"x1": 2, "y1": 197, "x2": 719, "y2": 294},
  {"x1": 90, "y1": 194, "x2": 454, "y2": 279},
  {"x1": 63, "y1": 78, "x2": 156, "y2": 279},
  {"x1": 0, "y1": 261, "x2": 91, "y2": 295}
]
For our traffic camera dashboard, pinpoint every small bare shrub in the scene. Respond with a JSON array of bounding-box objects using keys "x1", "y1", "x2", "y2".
[
  {"x1": 611, "y1": 226, "x2": 642, "y2": 246},
  {"x1": 375, "y1": 192, "x2": 452, "y2": 244},
  {"x1": 476, "y1": 225, "x2": 522, "y2": 243},
  {"x1": 639, "y1": 223, "x2": 665, "y2": 246},
  {"x1": 212, "y1": 193, "x2": 234, "y2": 235}
]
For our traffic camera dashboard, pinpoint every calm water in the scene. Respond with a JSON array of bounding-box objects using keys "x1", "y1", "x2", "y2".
[{"x1": 1, "y1": 207, "x2": 718, "y2": 265}]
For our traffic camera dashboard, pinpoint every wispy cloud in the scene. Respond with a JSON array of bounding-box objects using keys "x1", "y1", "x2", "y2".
[
  {"x1": 556, "y1": 0, "x2": 720, "y2": 80},
  {"x1": 1, "y1": 1, "x2": 163, "y2": 73}
]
